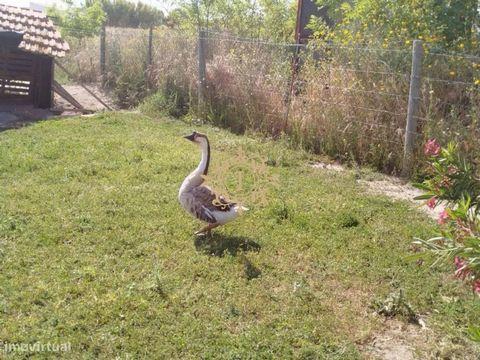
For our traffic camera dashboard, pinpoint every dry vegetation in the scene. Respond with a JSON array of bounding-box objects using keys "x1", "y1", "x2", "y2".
[{"x1": 57, "y1": 27, "x2": 480, "y2": 174}]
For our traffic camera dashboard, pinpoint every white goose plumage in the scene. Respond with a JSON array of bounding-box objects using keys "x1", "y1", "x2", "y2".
[{"x1": 178, "y1": 131, "x2": 246, "y2": 236}]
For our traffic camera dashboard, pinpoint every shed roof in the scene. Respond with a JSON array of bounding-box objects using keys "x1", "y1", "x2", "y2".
[{"x1": 0, "y1": 4, "x2": 69, "y2": 57}]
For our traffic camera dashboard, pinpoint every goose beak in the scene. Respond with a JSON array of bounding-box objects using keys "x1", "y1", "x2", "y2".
[{"x1": 183, "y1": 133, "x2": 196, "y2": 141}]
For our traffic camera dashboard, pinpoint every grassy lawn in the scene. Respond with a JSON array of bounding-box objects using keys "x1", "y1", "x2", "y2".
[{"x1": 0, "y1": 113, "x2": 478, "y2": 359}]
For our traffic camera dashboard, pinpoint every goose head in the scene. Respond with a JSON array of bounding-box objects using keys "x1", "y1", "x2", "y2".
[{"x1": 183, "y1": 131, "x2": 209, "y2": 145}]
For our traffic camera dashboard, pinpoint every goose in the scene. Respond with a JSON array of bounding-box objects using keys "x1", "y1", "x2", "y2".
[{"x1": 178, "y1": 131, "x2": 246, "y2": 236}]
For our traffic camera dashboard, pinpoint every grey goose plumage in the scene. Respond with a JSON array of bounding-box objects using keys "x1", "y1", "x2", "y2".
[{"x1": 178, "y1": 131, "x2": 246, "y2": 236}]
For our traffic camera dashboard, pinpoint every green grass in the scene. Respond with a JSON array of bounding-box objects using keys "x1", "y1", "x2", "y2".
[{"x1": 0, "y1": 113, "x2": 478, "y2": 359}]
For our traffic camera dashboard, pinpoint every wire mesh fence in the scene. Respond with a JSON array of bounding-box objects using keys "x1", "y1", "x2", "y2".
[{"x1": 55, "y1": 27, "x2": 480, "y2": 173}]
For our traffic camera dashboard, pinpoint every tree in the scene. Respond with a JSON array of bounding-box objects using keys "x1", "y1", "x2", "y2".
[
  {"x1": 166, "y1": 0, "x2": 296, "y2": 41},
  {"x1": 48, "y1": 0, "x2": 106, "y2": 38},
  {"x1": 49, "y1": 0, "x2": 164, "y2": 37},
  {"x1": 99, "y1": 0, "x2": 165, "y2": 28}
]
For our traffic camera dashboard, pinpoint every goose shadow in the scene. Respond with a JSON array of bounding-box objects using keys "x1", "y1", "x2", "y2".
[{"x1": 193, "y1": 233, "x2": 261, "y2": 257}]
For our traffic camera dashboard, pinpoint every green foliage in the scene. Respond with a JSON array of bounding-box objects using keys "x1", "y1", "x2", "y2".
[
  {"x1": 98, "y1": 0, "x2": 165, "y2": 28},
  {"x1": 49, "y1": 0, "x2": 163, "y2": 39},
  {"x1": 140, "y1": 84, "x2": 190, "y2": 118},
  {"x1": 415, "y1": 142, "x2": 480, "y2": 204},
  {"x1": 47, "y1": 0, "x2": 106, "y2": 38},
  {"x1": 413, "y1": 139, "x2": 479, "y2": 340},
  {"x1": 112, "y1": 72, "x2": 149, "y2": 108},
  {"x1": 371, "y1": 289, "x2": 419, "y2": 323},
  {"x1": 167, "y1": 0, "x2": 296, "y2": 40},
  {"x1": 313, "y1": 0, "x2": 479, "y2": 51},
  {"x1": 469, "y1": 325, "x2": 480, "y2": 342}
]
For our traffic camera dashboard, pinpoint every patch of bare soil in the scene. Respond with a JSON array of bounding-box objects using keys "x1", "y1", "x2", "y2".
[
  {"x1": 360, "y1": 319, "x2": 422, "y2": 360},
  {"x1": 309, "y1": 161, "x2": 443, "y2": 220},
  {"x1": 309, "y1": 160, "x2": 345, "y2": 172},
  {"x1": 356, "y1": 176, "x2": 443, "y2": 220},
  {"x1": 360, "y1": 318, "x2": 479, "y2": 360}
]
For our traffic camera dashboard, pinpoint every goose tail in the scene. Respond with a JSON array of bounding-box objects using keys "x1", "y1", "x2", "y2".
[{"x1": 235, "y1": 205, "x2": 249, "y2": 212}]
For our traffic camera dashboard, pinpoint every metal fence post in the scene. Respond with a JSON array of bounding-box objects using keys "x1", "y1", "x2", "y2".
[
  {"x1": 198, "y1": 29, "x2": 207, "y2": 120},
  {"x1": 100, "y1": 24, "x2": 106, "y2": 87},
  {"x1": 402, "y1": 40, "x2": 423, "y2": 177},
  {"x1": 147, "y1": 26, "x2": 153, "y2": 88}
]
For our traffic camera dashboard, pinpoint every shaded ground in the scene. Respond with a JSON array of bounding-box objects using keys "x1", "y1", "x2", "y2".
[
  {"x1": 0, "y1": 102, "x2": 56, "y2": 131},
  {"x1": 0, "y1": 84, "x2": 113, "y2": 131}
]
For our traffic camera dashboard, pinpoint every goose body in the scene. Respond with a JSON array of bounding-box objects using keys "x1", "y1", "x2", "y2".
[{"x1": 178, "y1": 131, "x2": 245, "y2": 235}]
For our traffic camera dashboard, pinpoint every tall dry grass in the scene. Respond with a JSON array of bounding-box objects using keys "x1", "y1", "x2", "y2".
[
  {"x1": 60, "y1": 28, "x2": 480, "y2": 174},
  {"x1": 58, "y1": 36, "x2": 100, "y2": 83},
  {"x1": 204, "y1": 39, "x2": 291, "y2": 134}
]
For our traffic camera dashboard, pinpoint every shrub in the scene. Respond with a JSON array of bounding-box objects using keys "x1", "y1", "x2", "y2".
[
  {"x1": 413, "y1": 139, "x2": 479, "y2": 339},
  {"x1": 140, "y1": 82, "x2": 189, "y2": 118}
]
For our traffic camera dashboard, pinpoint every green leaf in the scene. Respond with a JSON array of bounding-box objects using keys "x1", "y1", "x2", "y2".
[{"x1": 413, "y1": 194, "x2": 434, "y2": 200}]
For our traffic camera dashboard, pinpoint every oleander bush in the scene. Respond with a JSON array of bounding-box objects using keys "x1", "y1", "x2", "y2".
[{"x1": 413, "y1": 139, "x2": 479, "y2": 340}]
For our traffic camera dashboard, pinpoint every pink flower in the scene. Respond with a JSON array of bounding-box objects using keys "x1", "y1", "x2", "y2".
[
  {"x1": 474, "y1": 280, "x2": 480, "y2": 294},
  {"x1": 426, "y1": 196, "x2": 437, "y2": 209},
  {"x1": 447, "y1": 165, "x2": 458, "y2": 175},
  {"x1": 438, "y1": 209, "x2": 449, "y2": 224},
  {"x1": 454, "y1": 256, "x2": 471, "y2": 280},
  {"x1": 454, "y1": 256, "x2": 465, "y2": 269},
  {"x1": 439, "y1": 176, "x2": 451, "y2": 189},
  {"x1": 424, "y1": 139, "x2": 441, "y2": 156}
]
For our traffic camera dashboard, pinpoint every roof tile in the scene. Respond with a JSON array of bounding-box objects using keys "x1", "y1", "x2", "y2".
[{"x1": 0, "y1": 4, "x2": 69, "y2": 57}]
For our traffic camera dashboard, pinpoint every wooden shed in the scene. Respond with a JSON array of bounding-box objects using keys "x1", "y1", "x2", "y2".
[{"x1": 0, "y1": 4, "x2": 69, "y2": 108}]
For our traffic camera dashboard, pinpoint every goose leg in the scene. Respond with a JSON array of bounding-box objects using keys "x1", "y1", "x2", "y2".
[
  {"x1": 206, "y1": 223, "x2": 220, "y2": 237},
  {"x1": 195, "y1": 223, "x2": 220, "y2": 237}
]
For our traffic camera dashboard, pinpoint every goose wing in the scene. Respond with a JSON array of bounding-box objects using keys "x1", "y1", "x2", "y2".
[{"x1": 190, "y1": 185, "x2": 236, "y2": 223}]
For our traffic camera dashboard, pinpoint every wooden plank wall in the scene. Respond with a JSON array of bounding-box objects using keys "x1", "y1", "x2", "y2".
[
  {"x1": 0, "y1": 49, "x2": 53, "y2": 108},
  {"x1": 32, "y1": 55, "x2": 53, "y2": 108},
  {"x1": 0, "y1": 49, "x2": 34, "y2": 99}
]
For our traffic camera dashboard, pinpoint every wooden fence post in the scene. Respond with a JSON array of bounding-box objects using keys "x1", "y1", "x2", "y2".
[
  {"x1": 100, "y1": 24, "x2": 106, "y2": 87},
  {"x1": 402, "y1": 40, "x2": 423, "y2": 177},
  {"x1": 198, "y1": 29, "x2": 206, "y2": 120}
]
